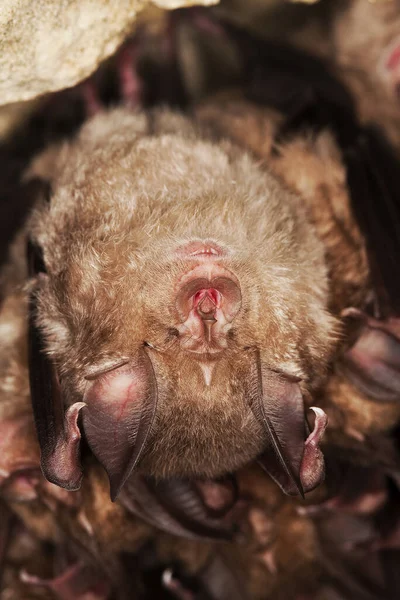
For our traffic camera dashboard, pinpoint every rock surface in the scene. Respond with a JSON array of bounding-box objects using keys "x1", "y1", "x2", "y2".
[{"x1": 0, "y1": 0, "x2": 218, "y2": 107}]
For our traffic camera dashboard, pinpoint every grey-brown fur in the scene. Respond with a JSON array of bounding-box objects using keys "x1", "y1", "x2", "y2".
[{"x1": 27, "y1": 106, "x2": 336, "y2": 480}]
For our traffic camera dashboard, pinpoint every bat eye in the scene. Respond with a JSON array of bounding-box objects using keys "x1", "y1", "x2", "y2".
[
  {"x1": 166, "y1": 327, "x2": 179, "y2": 340},
  {"x1": 144, "y1": 341, "x2": 157, "y2": 350},
  {"x1": 27, "y1": 239, "x2": 46, "y2": 276}
]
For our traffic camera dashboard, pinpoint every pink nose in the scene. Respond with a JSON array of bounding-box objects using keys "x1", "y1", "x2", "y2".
[
  {"x1": 192, "y1": 289, "x2": 220, "y2": 342},
  {"x1": 176, "y1": 269, "x2": 241, "y2": 351},
  {"x1": 177, "y1": 277, "x2": 241, "y2": 321}
]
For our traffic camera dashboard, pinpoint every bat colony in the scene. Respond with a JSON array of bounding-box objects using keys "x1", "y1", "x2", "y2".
[{"x1": 1, "y1": 1, "x2": 400, "y2": 599}]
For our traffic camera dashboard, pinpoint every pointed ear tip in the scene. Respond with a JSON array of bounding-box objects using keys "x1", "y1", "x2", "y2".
[
  {"x1": 294, "y1": 479, "x2": 305, "y2": 499},
  {"x1": 110, "y1": 489, "x2": 119, "y2": 502},
  {"x1": 109, "y1": 476, "x2": 124, "y2": 502}
]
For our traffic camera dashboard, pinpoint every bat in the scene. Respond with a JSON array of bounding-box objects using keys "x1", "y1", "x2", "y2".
[{"x1": 25, "y1": 105, "x2": 333, "y2": 511}]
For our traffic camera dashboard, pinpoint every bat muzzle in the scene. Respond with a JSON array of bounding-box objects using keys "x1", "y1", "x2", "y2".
[{"x1": 175, "y1": 265, "x2": 242, "y2": 353}]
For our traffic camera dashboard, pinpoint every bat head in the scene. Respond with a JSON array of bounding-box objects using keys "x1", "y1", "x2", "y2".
[{"x1": 27, "y1": 109, "x2": 336, "y2": 500}]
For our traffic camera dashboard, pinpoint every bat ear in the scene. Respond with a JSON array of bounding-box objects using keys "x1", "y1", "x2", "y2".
[
  {"x1": 28, "y1": 286, "x2": 84, "y2": 490},
  {"x1": 249, "y1": 350, "x2": 327, "y2": 497},
  {"x1": 28, "y1": 238, "x2": 84, "y2": 491},
  {"x1": 341, "y1": 309, "x2": 400, "y2": 402},
  {"x1": 82, "y1": 351, "x2": 157, "y2": 501}
]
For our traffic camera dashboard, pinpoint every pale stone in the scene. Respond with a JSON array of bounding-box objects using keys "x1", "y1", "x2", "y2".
[
  {"x1": 154, "y1": 0, "x2": 217, "y2": 7},
  {"x1": 0, "y1": 0, "x2": 218, "y2": 107}
]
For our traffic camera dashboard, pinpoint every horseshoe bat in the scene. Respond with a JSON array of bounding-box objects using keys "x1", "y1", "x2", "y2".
[{"x1": 25, "y1": 104, "x2": 333, "y2": 514}]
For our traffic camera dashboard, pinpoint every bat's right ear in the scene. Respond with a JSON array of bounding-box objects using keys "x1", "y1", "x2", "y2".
[
  {"x1": 248, "y1": 349, "x2": 328, "y2": 498},
  {"x1": 27, "y1": 206, "x2": 84, "y2": 491}
]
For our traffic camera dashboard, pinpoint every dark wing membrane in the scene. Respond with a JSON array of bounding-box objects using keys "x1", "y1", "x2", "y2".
[
  {"x1": 219, "y1": 19, "x2": 358, "y2": 145},
  {"x1": 27, "y1": 239, "x2": 83, "y2": 490},
  {"x1": 28, "y1": 285, "x2": 83, "y2": 490},
  {"x1": 119, "y1": 474, "x2": 234, "y2": 541},
  {"x1": 345, "y1": 128, "x2": 400, "y2": 316}
]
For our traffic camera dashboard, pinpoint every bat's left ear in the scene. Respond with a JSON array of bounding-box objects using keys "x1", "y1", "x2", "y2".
[
  {"x1": 248, "y1": 349, "x2": 328, "y2": 497},
  {"x1": 82, "y1": 352, "x2": 158, "y2": 501},
  {"x1": 28, "y1": 228, "x2": 84, "y2": 491},
  {"x1": 28, "y1": 281, "x2": 84, "y2": 491}
]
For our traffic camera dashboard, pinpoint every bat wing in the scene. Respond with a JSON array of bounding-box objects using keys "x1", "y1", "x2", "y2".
[
  {"x1": 120, "y1": 474, "x2": 236, "y2": 541},
  {"x1": 345, "y1": 127, "x2": 400, "y2": 316}
]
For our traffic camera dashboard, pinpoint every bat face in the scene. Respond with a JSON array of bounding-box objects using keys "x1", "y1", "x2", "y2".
[{"x1": 28, "y1": 108, "x2": 335, "y2": 499}]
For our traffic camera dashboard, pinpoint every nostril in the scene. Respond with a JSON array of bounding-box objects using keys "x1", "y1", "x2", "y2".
[
  {"x1": 208, "y1": 289, "x2": 220, "y2": 305},
  {"x1": 175, "y1": 265, "x2": 241, "y2": 324},
  {"x1": 194, "y1": 289, "x2": 221, "y2": 313},
  {"x1": 193, "y1": 289, "x2": 206, "y2": 306}
]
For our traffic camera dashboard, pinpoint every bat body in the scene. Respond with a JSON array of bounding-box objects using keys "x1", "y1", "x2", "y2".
[{"x1": 26, "y1": 106, "x2": 333, "y2": 502}]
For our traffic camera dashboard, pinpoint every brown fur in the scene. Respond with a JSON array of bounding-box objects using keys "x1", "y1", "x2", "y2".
[{"x1": 27, "y1": 106, "x2": 336, "y2": 480}]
